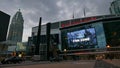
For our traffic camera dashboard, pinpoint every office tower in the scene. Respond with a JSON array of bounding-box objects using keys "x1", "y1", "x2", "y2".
[
  {"x1": 0, "y1": 11, "x2": 10, "y2": 42},
  {"x1": 8, "y1": 9, "x2": 24, "y2": 42},
  {"x1": 110, "y1": 0, "x2": 120, "y2": 14}
]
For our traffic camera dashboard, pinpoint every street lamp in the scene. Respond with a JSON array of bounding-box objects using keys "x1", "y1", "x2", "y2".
[
  {"x1": 107, "y1": 45, "x2": 110, "y2": 48},
  {"x1": 106, "y1": 44, "x2": 111, "y2": 52},
  {"x1": 64, "y1": 49, "x2": 67, "y2": 52},
  {"x1": 63, "y1": 49, "x2": 67, "y2": 60}
]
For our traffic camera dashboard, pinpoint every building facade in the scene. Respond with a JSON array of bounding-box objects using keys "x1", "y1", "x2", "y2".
[
  {"x1": 7, "y1": 9, "x2": 24, "y2": 42},
  {"x1": 0, "y1": 11, "x2": 10, "y2": 42},
  {"x1": 0, "y1": 11, "x2": 10, "y2": 54},
  {"x1": 110, "y1": 0, "x2": 120, "y2": 14},
  {"x1": 60, "y1": 15, "x2": 120, "y2": 50},
  {"x1": 28, "y1": 22, "x2": 60, "y2": 60}
]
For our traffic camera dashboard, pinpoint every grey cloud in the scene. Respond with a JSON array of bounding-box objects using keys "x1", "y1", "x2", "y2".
[{"x1": 85, "y1": 0, "x2": 113, "y2": 16}]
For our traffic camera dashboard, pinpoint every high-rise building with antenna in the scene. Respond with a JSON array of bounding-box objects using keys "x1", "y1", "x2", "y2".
[{"x1": 7, "y1": 9, "x2": 24, "y2": 42}]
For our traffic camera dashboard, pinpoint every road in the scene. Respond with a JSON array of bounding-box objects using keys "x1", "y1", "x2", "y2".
[{"x1": 0, "y1": 60, "x2": 95, "y2": 68}]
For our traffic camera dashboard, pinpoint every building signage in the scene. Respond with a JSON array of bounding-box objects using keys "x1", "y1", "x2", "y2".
[{"x1": 61, "y1": 17, "x2": 96, "y2": 28}]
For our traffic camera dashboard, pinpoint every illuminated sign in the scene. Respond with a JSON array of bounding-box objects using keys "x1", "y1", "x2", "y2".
[
  {"x1": 61, "y1": 17, "x2": 96, "y2": 28},
  {"x1": 73, "y1": 37, "x2": 90, "y2": 42}
]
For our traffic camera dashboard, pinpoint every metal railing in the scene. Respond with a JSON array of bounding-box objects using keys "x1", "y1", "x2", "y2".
[{"x1": 60, "y1": 47, "x2": 120, "y2": 56}]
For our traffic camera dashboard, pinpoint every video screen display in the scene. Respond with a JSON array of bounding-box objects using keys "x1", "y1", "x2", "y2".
[{"x1": 67, "y1": 28, "x2": 97, "y2": 48}]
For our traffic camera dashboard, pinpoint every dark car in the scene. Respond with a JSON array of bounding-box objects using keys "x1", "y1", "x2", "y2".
[{"x1": 1, "y1": 56, "x2": 23, "y2": 64}]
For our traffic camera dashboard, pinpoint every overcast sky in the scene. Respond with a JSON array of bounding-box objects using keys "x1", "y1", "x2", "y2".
[{"x1": 0, "y1": 0, "x2": 113, "y2": 42}]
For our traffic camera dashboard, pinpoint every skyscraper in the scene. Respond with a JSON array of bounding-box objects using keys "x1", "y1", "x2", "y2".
[
  {"x1": 7, "y1": 9, "x2": 24, "y2": 42},
  {"x1": 110, "y1": 0, "x2": 120, "y2": 14},
  {"x1": 0, "y1": 11, "x2": 10, "y2": 42}
]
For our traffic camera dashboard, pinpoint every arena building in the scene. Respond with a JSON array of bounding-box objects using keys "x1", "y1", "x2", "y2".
[{"x1": 28, "y1": 15, "x2": 120, "y2": 60}]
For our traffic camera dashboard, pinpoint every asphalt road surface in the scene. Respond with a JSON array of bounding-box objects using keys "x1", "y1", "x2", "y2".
[{"x1": 0, "y1": 60, "x2": 95, "y2": 68}]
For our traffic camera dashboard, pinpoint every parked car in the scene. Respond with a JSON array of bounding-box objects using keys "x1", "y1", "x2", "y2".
[{"x1": 1, "y1": 56, "x2": 23, "y2": 64}]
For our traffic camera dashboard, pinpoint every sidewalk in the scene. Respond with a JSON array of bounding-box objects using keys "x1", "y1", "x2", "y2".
[{"x1": 103, "y1": 59, "x2": 120, "y2": 68}]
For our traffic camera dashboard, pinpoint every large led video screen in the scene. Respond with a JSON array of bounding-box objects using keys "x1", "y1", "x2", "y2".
[{"x1": 67, "y1": 28, "x2": 97, "y2": 48}]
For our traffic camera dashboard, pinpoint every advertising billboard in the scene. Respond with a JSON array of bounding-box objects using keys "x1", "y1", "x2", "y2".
[
  {"x1": 61, "y1": 22, "x2": 107, "y2": 50},
  {"x1": 67, "y1": 28, "x2": 97, "y2": 48}
]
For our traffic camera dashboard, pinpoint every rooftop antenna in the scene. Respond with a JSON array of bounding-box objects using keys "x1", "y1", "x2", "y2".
[
  {"x1": 72, "y1": 8, "x2": 75, "y2": 19},
  {"x1": 83, "y1": 7, "x2": 86, "y2": 17},
  {"x1": 72, "y1": 5, "x2": 76, "y2": 19}
]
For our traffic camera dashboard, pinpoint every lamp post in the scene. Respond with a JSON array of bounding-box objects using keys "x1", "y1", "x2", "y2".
[
  {"x1": 106, "y1": 44, "x2": 111, "y2": 51},
  {"x1": 64, "y1": 49, "x2": 67, "y2": 60},
  {"x1": 107, "y1": 45, "x2": 110, "y2": 48},
  {"x1": 64, "y1": 49, "x2": 66, "y2": 52}
]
